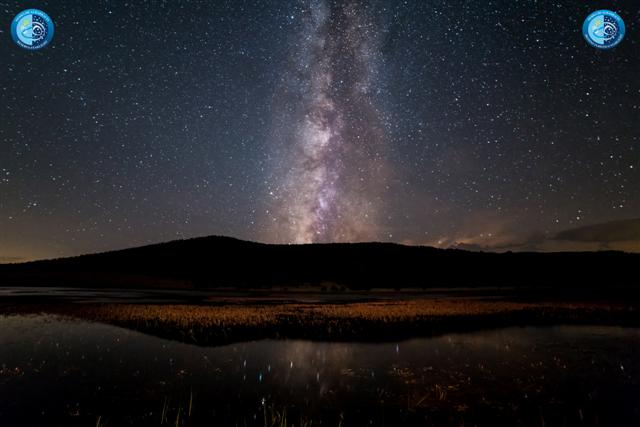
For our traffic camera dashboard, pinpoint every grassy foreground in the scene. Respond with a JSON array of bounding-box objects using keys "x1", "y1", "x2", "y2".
[{"x1": 4, "y1": 297, "x2": 639, "y2": 345}]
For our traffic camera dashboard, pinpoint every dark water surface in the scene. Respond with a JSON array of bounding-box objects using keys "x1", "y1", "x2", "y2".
[
  {"x1": 0, "y1": 286, "x2": 521, "y2": 304},
  {"x1": 1, "y1": 315, "x2": 639, "y2": 426}
]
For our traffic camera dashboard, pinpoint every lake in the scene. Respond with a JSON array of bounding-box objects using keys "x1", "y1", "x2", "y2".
[{"x1": 1, "y1": 315, "x2": 639, "y2": 426}]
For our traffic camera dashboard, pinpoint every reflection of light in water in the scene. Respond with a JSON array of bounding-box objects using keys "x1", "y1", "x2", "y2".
[
  {"x1": 276, "y1": 340, "x2": 360, "y2": 395},
  {"x1": 2, "y1": 316, "x2": 640, "y2": 425}
]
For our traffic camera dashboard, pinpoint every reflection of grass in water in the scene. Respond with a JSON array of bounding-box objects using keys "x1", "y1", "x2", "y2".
[
  {"x1": 261, "y1": 405, "x2": 316, "y2": 427},
  {"x1": 174, "y1": 407, "x2": 181, "y2": 427},
  {"x1": 48, "y1": 299, "x2": 634, "y2": 345},
  {"x1": 64, "y1": 365, "x2": 604, "y2": 427},
  {"x1": 98, "y1": 398, "x2": 472, "y2": 427},
  {"x1": 161, "y1": 396, "x2": 169, "y2": 424},
  {"x1": 159, "y1": 396, "x2": 184, "y2": 426},
  {"x1": 153, "y1": 394, "x2": 314, "y2": 427},
  {"x1": 4, "y1": 303, "x2": 633, "y2": 427}
]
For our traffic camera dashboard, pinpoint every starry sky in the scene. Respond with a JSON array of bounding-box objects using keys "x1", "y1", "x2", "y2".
[{"x1": 1, "y1": 0, "x2": 639, "y2": 261}]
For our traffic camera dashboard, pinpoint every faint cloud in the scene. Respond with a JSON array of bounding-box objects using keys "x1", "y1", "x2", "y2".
[
  {"x1": 426, "y1": 216, "x2": 640, "y2": 253},
  {"x1": 554, "y1": 218, "x2": 640, "y2": 243}
]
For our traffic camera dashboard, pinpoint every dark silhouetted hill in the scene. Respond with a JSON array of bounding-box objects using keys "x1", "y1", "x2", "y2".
[{"x1": 0, "y1": 236, "x2": 638, "y2": 289}]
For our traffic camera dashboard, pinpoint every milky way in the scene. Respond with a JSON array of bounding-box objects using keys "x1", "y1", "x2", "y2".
[{"x1": 265, "y1": 0, "x2": 390, "y2": 243}]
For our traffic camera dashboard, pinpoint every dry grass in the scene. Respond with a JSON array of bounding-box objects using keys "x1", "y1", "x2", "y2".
[
  {"x1": 16, "y1": 298, "x2": 632, "y2": 345},
  {"x1": 68, "y1": 298, "x2": 598, "y2": 324}
]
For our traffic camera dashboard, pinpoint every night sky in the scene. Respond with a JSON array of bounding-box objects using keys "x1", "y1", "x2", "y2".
[{"x1": 1, "y1": 0, "x2": 639, "y2": 261}]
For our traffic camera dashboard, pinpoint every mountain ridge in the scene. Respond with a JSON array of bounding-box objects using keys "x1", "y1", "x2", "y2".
[{"x1": 1, "y1": 235, "x2": 638, "y2": 289}]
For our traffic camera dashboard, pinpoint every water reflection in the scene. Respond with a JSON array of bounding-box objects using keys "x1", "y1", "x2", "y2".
[{"x1": 0, "y1": 315, "x2": 639, "y2": 426}]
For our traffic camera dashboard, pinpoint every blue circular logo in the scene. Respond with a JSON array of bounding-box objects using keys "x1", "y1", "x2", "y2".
[
  {"x1": 582, "y1": 10, "x2": 625, "y2": 49},
  {"x1": 10, "y1": 9, "x2": 55, "y2": 50}
]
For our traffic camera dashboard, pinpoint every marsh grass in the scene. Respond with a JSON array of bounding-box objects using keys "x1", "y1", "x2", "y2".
[
  {"x1": 261, "y1": 405, "x2": 316, "y2": 427},
  {"x1": 159, "y1": 394, "x2": 192, "y2": 427},
  {"x1": 4, "y1": 298, "x2": 637, "y2": 346},
  {"x1": 154, "y1": 395, "x2": 313, "y2": 427}
]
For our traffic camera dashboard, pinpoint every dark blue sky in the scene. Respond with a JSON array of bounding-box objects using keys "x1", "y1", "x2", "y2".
[{"x1": 1, "y1": 0, "x2": 639, "y2": 260}]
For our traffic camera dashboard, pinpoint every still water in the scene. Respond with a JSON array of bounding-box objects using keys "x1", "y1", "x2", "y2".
[{"x1": 1, "y1": 315, "x2": 639, "y2": 426}]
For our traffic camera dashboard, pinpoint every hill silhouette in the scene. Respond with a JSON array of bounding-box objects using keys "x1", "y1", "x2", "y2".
[{"x1": 0, "y1": 236, "x2": 639, "y2": 289}]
